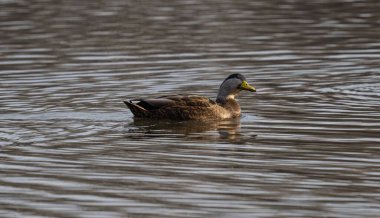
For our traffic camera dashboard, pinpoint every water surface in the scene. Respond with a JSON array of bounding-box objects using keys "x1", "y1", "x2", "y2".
[{"x1": 1, "y1": 0, "x2": 380, "y2": 217}]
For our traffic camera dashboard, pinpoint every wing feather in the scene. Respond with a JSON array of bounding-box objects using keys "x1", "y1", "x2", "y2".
[{"x1": 125, "y1": 95, "x2": 220, "y2": 120}]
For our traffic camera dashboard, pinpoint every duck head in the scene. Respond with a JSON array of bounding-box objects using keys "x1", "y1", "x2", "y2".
[{"x1": 216, "y1": 73, "x2": 256, "y2": 103}]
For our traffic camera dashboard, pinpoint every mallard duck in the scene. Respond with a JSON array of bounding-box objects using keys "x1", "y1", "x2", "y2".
[{"x1": 124, "y1": 73, "x2": 256, "y2": 120}]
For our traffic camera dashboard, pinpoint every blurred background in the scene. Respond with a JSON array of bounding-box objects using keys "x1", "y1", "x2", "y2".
[{"x1": 1, "y1": 0, "x2": 379, "y2": 217}]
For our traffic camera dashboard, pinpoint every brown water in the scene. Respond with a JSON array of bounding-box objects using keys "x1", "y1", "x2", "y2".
[{"x1": 1, "y1": 0, "x2": 380, "y2": 217}]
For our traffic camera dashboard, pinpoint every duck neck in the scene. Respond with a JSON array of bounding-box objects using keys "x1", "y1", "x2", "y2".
[
  {"x1": 216, "y1": 95, "x2": 241, "y2": 117},
  {"x1": 216, "y1": 86, "x2": 239, "y2": 104},
  {"x1": 216, "y1": 94, "x2": 235, "y2": 104}
]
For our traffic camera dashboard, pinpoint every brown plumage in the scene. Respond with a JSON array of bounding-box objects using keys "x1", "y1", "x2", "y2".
[{"x1": 124, "y1": 74, "x2": 256, "y2": 120}]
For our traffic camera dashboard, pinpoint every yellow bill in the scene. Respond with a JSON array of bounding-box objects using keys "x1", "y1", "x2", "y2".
[{"x1": 240, "y1": 80, "x2": 256, "y2": 92}]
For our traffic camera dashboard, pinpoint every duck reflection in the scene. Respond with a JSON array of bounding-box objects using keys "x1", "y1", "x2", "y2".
[{"x1": 125, "y1": 118, "x2": 249, "y2": 142}]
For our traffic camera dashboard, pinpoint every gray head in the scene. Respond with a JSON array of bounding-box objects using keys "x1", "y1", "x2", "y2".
[{"x1": 216, "y1": 73, "x2": 256, "y2": 103}]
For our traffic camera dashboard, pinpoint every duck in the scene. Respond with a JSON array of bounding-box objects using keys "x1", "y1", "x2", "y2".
[{"x1": 124, "y1": 73, "x2": 256, "y2": 120}]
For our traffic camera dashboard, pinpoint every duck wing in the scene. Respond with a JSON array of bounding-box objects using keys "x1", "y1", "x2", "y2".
[{"x1": 124, "y1": 95, "x2": 219, "y2": 120}]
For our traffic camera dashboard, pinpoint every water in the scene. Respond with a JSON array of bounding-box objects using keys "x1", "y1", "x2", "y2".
[{"x1": 1, "y1": 0, "x2": 380, "y2": 217}]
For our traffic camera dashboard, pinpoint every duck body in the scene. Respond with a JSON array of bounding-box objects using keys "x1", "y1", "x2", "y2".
[
  {"x1": 124, "y1": 74, "x2": 255, "y2": 121},
  {"x1": 124, "y1": 95, "x2": 241, "y2": 120}
]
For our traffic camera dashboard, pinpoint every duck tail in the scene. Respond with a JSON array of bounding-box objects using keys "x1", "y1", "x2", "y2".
[{"x1": 123, "y1": 100, "x2": 149, "y2": 117}]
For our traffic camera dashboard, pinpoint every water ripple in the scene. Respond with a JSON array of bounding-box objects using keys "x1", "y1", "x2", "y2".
[{"x1": 1, "y1": 0, "x2": 380, "y2": 217}]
